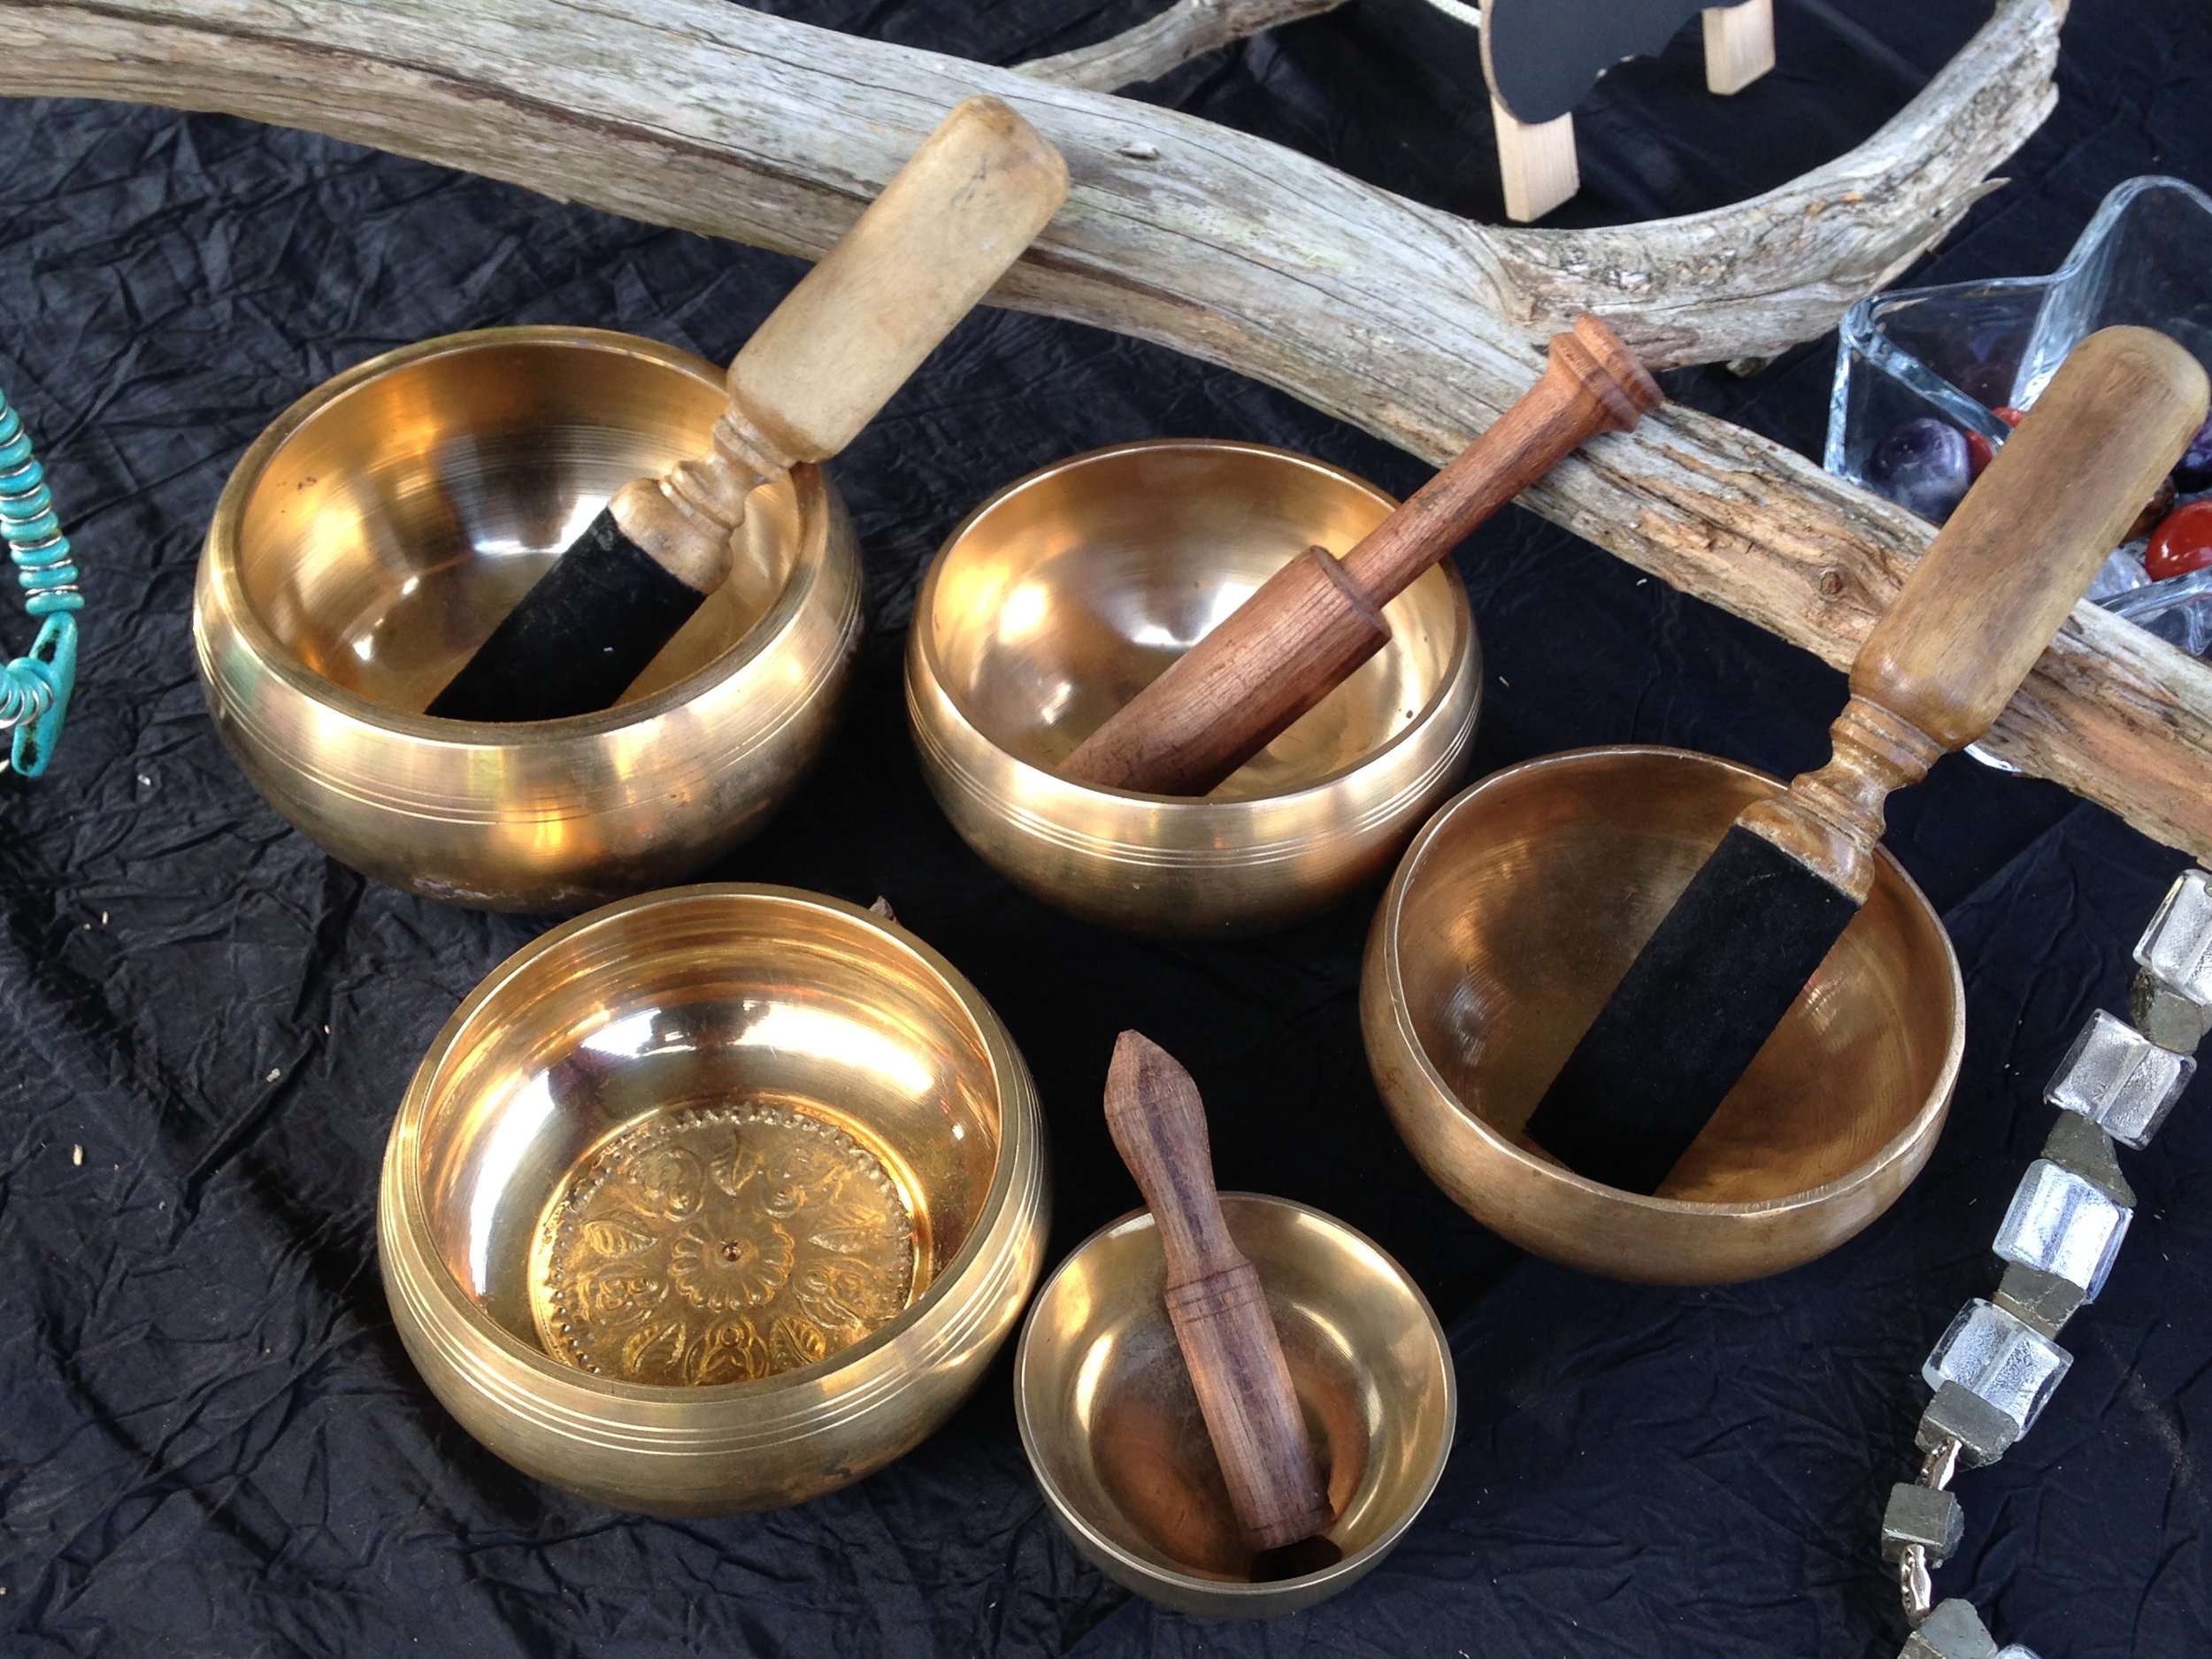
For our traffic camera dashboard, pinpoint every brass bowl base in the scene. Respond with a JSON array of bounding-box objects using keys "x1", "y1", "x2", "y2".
[
  {"x1": 1017, "y1": 1194, "x2": 1455, "y2": 1618},
  {"x1": 907, "y1": 440, "x2": 1481, "y2": 936},
  {"x1": 197, "y1": 327, "x2": 862, "y2": 910},
  {"x1": 1363, "y1": 746, "x2": 1965, "y2": 1284},
  {"x1": 380, "y1": 885, "x2": 1046, "y2": 1515}
]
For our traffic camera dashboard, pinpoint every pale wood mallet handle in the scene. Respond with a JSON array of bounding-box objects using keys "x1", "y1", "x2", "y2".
[
  {"x1": 1740, "y1": 325, "x2": 2211, "y2": 902},
  {"x1": 1061, "y1": 316, "x2": 1661, "y2": 796},
  {"x1": 728, "y1": 96, "x2": 1069, "y2": 464},
  {"x1": 618, "y1": 96, "x2": 1070, "y2": 589},
  {"x1": 1102, "y1": 1032, "x2": 1333, "y2": 1553}
]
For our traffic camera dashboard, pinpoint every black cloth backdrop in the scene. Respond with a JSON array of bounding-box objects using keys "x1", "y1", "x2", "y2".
[{"x1": 4, "y1": 2, "x2": 2208, "y2": 1654}]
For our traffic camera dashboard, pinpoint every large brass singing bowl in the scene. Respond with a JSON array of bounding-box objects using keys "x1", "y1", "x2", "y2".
[
  {"x1": 196, "y1": 326, "x2": 863, "y2": 910},
  {"x1": 1016, "y1": 1194, "x2": 1455, "y2": 1618},
  {"x1": 377, "y1": 884, "x2": 1047, "y2": 1516},
  {"x1": 907, "y1": 441, "x2": 1481, "y2": 936},
  {"x1": 1363, "y1": 747, "x2": 1964, "y2": 1284}
]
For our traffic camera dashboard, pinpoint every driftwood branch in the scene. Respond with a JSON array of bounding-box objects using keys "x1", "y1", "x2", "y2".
[
  {"x1": 1018, "y1": 0, "x2": 1347, "y2": 91},
  {"x1": 4, "y1": 2, "x2": 2206, "y2": 860}
]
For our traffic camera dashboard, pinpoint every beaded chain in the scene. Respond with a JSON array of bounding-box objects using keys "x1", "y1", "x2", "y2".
[
  {"x1": 1880, "y1": 868, "x2": 2212, "y2": 1659},
  {"x1": 0, "y1": 380, "x2": 82, "y2": 776}
]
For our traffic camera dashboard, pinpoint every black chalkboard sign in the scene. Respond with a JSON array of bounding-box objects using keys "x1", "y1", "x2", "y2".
[{"x1": 1484, "y1": 0, "x2": 1763, "y2": 123}]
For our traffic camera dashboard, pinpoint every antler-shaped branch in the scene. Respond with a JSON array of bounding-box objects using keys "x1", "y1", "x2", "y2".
[{"x1": 5, "y1": 1, "x2": 2202, "y2": 857}]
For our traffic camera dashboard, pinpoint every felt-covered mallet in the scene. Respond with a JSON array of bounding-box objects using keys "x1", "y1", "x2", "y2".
[
  {"x1": 1058, "y1": 315, "x2": 1661, "y2": 795},
  {"x1": 1102, "y1": 1031, "x2": 1340, "y2": 1583},
  {"x1": 426, "y1": 97, "x2": 1068, "y2": 723},
  {"x1": 1524, "y1": 326, "x2": 2211, "y2": 1196}
]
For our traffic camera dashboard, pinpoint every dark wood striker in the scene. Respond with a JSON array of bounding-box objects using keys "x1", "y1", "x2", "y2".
[
  {"x1": 1102, "y1": 1032, "x2": 1338, "y2": 1578},
  {"x1": 1060, "y1": 316, "x2": 1663, "y2": 795}
]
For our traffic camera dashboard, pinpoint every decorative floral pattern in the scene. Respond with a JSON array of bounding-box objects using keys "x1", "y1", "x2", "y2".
[
  {"x1": 667, "y1": 1217, "x2": 795, "y2": 1310},
  {"x1": 532, "y1": 1102, "x2": 918, "y2": 1386}
]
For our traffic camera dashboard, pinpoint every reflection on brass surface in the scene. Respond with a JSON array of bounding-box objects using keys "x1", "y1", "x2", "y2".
[
  {"x1": 906, "y1": 441, "x2": 1481, "y2": 936},
  {"x1": 1361, "y1": 746, "x2": 1965, "y2": 1286},
  {"x1": 378, "y1": 885, "x2": 1047, "y2": 1517},
  {"x1": 1015, "y1": 1194, "x2": 1455, "y2": 1619},
  {"x1": 534, "y1": 1103, "x2": 918, "y2": 1385},
  {"x1": 196, "y1": 327, "x2": 862, "y2": 910}
]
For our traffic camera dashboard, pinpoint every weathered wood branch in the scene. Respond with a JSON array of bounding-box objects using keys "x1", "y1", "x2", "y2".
[
  {"x1": 4, "y1": 1, "x2": 2205, "y2": 862},
  {"x1": 1018, "y1": 0, "x2": 1347, "y2": 91}
]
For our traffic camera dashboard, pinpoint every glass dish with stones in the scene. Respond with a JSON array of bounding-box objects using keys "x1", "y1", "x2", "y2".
[{"x1": 378, "y1": 884, "x2": 1048, "y2": 1516}]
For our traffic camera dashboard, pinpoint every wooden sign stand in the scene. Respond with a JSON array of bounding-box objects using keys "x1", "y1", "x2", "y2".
[{"x1": 1486, "y1": 0, "x2": 1775, "y2": 221}]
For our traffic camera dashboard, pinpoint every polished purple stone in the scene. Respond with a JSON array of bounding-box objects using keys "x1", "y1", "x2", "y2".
[
  {"x1": 2175, "y1": 414, "x2": 2212, "y2": 489},
  {"x1": 1867, "y1": 417, "x2": 1972, "y2": 520}
]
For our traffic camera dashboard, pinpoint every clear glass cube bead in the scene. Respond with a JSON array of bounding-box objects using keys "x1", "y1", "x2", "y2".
[
  {"x1": 2136, "y1": 868, "x2": 2212, "y2": 1008},
  {"x1": 1994, "y1": 1159, "x2": 2131, "y2": 1298},
  {"x1": 2045, "y1": 1008, "x2": 2195, "y2": 1148},
  {"x1": 1923, "y1": 1300, "x2": 2072, "y2": 1438}
]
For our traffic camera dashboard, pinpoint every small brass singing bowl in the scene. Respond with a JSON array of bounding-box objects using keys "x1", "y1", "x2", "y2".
[
  {"x1": 196, "y1": 326, "x2": 862, "y2": 910},
  {"x1": 1016, "y1": 1194, "x2": 1455, "y2": 1617},
  {"x1": 377, "y1": 884, "x2": 1047, "y2": 1516},
  {"x1": 1363, "y1": 746, "x2": 1965, "y2": 1285},
  {"x1": 906, "y1": 441, "x2": 1481, "y2": 936}
]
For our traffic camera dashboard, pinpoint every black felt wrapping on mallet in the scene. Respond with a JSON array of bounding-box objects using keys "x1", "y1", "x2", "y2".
[
  {"x1": 1522, "y1": 825, "x2": 1858, "y2": 1194},
  {"x1": 426, "y1": 508, "x2": 707, "y2": 723}
]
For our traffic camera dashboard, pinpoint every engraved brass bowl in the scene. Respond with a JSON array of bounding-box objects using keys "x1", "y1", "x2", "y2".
[
  {"x1": 907, "y1": 441, "x2": 1481, "y2": 936},
  {"x1": 1015, "y1": 1194, "x2": 1455, "y2": 1617},
  {"x1": 377, "y1": 884, "x2": 1047, "y2": 1515},
  {"x1": 196, "y1": 326, "x2": 863, "y2": 910},
  {"x1": 1363, "y1": 746, "x2": 1965, "y2": 1285}
]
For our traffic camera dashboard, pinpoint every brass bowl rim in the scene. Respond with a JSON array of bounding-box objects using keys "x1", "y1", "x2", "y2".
[
  {"x1": 387, "y1": 881, "x2": 1031, "y2": 1405},
  {"x1": 912, "y1": 436, "x2": 1476, "y2": 810},
  {"x1": 202, "y1": 323, "x2": 823, "y2": 746},
  {"x1": 1012, "y1": 1191, "x2": 1458, "y2": 1602},
  {"x1": 1375, "y1": 743, "x2": 1967, "y2": 1217}
]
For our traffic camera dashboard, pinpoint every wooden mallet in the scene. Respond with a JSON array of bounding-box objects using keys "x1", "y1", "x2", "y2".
[
  {"x1": 427, "y1": 96, "x2": 1067, "y2": 723},
  {"x1": 1525, "y1": 326, "x2": 2210, "y2": 1194},
  {"x1": 1059, "y1": 315, "x2": 1663, "y2": 795},
  {"x1": 1102, "y1": 1031, "x2": 1340, "y2": 1582}
]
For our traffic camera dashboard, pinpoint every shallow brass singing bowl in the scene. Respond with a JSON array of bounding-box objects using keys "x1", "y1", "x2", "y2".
[
  {"x1": 377, "y1": 884, "x2": 1047, "y2": 1515},
  {"x1": 196, "y1": 326, "x2": 862, "y2": 910},
  {"x1": 1016, "y1": 1194, "x2": 1455, "y2": 1617},
  {"x1": 1363, "y1": 747, "x2": 1965, "y2": 1284},
  {"x1": 907, "y1": 441, "x2": 1481, "y2": 936}
]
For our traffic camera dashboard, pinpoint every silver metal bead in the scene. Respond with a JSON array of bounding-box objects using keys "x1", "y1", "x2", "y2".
[
  {"x1": 1901, "y1": 1599, "x2": 1998, "y2": 1659},
  {"x1": 1882, "y1": 1481, "x2": 1965, "y2": 1564},
  {"x1": 1918, "y1": 1381, "x2": 2021, "y2": 1468},
  {"x1": 2045, "y1": 1008, "x2": 2193, "y2": 1150},
  {"x1": 1993, "y1": 1157, "x2": 2131, "y2": 1298},
  {"x1": 1923, "y1": 1300, "x2": 2072, "y2": 1438},
  {"x1": 2131, "y1": 967, "x2": 2212, "y2": 1054},
  {"x1": 1900, "y1": 1544, "x2": 1933, "y2": 1626},
  {"x1": 2134, "y1": 868, "x2": 2212, "y2": 1005},
  {"x1": 1993, "y1": 1647, "x2": 2044, "y2": 1659},
  {"x1": 1992, "y1": 1262, "x2": 2087, "y2": 1338}
]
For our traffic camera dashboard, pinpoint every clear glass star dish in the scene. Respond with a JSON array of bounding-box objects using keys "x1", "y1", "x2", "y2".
[{"x1": 1827, "y1": 175, "x2": 2212, "y2": 656}]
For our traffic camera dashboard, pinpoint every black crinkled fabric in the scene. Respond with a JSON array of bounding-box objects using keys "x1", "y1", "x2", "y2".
[{"x1": 4, "y1": 2, "x2": 2209, "y2": 1654}]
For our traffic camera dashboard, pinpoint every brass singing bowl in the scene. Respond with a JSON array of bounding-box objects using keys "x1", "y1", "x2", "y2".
[
  {"x1": 196, "y1": 326, "x2": 863, "y2": 910},
  {"x1": 1363, "y1": 747, "x2": 1965, "y2": 1285},
  {"x1": 377, "y1": 884, "x2": 1047, "y2": 1515},
  {"x1": 907, "y1": 441, "x2": 1481, "y2": 936},
  {"x1": 1016, "y1": 1194, "x2": 1455, "y2": 1618}
]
